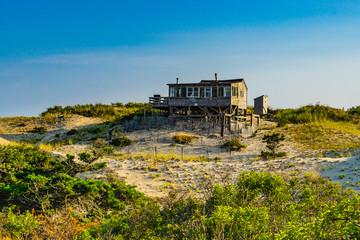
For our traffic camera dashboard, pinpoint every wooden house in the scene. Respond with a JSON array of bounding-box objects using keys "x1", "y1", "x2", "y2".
[{"x1": 150, "y1": 74, "x2": 248, "y2": 117}]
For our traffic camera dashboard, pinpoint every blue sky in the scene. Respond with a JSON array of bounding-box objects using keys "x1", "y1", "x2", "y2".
[{"x1": 1, "y1": 0, "x2": 359, "y2": 116}]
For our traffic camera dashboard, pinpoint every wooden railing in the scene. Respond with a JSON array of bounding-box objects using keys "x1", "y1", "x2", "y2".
[{"x1": 149, "y1": 97, "x2": 169, "y2": 106}]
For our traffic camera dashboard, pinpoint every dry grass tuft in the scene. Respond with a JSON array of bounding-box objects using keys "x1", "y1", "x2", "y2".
[{"x1": 173, "y1": 133, "x2": 198, "y2": 144}]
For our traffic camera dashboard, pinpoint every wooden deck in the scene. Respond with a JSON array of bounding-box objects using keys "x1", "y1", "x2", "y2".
[{"x1": 149, "y1": 97, "x2": 169, "y2": 109}]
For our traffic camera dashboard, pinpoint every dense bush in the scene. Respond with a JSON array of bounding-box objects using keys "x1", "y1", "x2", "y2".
[
  {"x1": 261, "y1": 133, "x2": 286, "y2": 159},
  {"x1": 28, "y1": 126, "x2": 47, "y2": 133},
  {"x1": 77, "y1": 171, "x2": 360, "y2": 239},
  {"x1": 223, "y1": 138, "x2": 246, "y2": 151},
  {"x1": 0, "y1": 145, "x2": 144, "y2": 214},
  {"x1": 66, "y1": 128, "x2": 77, "y2": 135},
  {"x1": 110, "y1": 136, "x2": 132, "y2": 147},
  {"x1": 78, "y1": 152, "x2": 92, "y2": 163},
  {"x1": 348, "y1": 105, "x2": 360, "y2": 116}
]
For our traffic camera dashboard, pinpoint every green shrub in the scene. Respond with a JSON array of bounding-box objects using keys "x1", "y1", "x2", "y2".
[
  {"x1": 223, "y1": 138, "x2": 246, "y2": 151},
  {"x1": 81, "y1": 171, "x2": 360, "y2": 239},
  {"x1": 110, "y1": 136, "x2": 132, "y2": 147},
  {"x1": 29, "y1": 126, "x2": 47, "y2": 133},
  {"x1": 1, "y1": 208, "x2": 38, "y2": 239},
  {"x1": 78, "y1": 152, "x2": 92, "y2": 163},
  {"x1": 102, "y1": 146, "x2": 115, "y2": 154},
  {"x1": 0, "y1": 145, "x2": 110, "y2": 213},
  {"x1": 66, "y1": 128, "x2": 77, "y2": 135},
  {"x1": 261, "y1": 151, "x2": 287, "y2": 159},
  {"x1": 262, "y1": 133, "x2": 285, "y2": 159}
]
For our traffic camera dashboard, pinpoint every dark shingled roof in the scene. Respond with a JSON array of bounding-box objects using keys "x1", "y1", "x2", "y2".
[
  {"x1": 168, "y1": 78, "x2": 246, "y2": 87},
  {"x1": 200, "y1": 78, "x2": 244, "y2": 83}
]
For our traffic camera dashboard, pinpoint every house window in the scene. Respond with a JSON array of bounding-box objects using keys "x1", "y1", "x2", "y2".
[
  {"x1": 170, "y1": 87, "x2": 181, "y2": 97},
  {"x1": 206, "y1": 87, "x2": 212, "y2": 97},
  {"x1": 218, "y1": 87, "x2": 224, "y2": 97},
  {"x1": 225, "y1": 87, "x2": 231, "y2": 97},
  {"x1": 240, "y1": 91, "x2": 244, "y2": 97},
  {"x1": 232, "y1": 87, "x2": 238, "y2": 97},
  {"x1": 187, "y1": 87, "x2": 193, "y2": 97},
  {"x1": 170, "y1": 88, "x2": 176, "y2": 97},
  {"x1": 193, "y1": 87, "x2": 199, "y2": 97}
]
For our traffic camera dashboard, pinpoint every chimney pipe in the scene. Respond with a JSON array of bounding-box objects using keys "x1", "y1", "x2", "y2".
[
  {"x1": 215, "y1": 73, "x2": 218, "y2": 83},
  {"x1": 176, "y1": 78, "x2": 179, "y2": 84}
]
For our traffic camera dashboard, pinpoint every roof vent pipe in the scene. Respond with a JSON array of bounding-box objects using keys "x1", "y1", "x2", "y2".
[
  {"x1": 176, "y1": 78, "x2": 179, "y2": 84},
  {"x1": 215, "y1": 73, "x2": 218, "y2": 82}
]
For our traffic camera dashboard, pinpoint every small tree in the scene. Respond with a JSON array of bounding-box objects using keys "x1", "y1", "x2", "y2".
[{"x1": 261, "y1": 133, "x2": 285, "y2": 159}]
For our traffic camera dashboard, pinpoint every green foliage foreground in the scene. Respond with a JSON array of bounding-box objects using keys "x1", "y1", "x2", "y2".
[
  {"x1": 0, "y1": 145, "x2": 145, "y2": 214},
  {"x1": 0, "y1": 145, "x2": 360, "y2": 239}
]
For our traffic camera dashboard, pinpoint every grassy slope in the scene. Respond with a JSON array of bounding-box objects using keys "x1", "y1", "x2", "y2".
[{"x1": 276, "y1": 105, "x2": 360, "y2": 152}]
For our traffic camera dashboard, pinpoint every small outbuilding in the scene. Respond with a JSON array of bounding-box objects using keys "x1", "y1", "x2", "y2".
[{"x1": 254, "y1": 95, "x2": 268, "y2": 115}]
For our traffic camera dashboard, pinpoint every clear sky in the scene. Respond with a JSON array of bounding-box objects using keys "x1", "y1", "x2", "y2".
[{"x1": 1, "y1": 0, "x2": 359, "y2": 116}]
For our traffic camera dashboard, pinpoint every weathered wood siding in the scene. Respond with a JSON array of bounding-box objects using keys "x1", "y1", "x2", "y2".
[
  {"x1": 230, "y1": 81, "x2": 247, "y2": 109},
  {"x1": 166, "y1": 80, "x2": 247, "y2": 110},
  {"x1": 168, "y1": 97, "x2": 231, "y2": 107}
]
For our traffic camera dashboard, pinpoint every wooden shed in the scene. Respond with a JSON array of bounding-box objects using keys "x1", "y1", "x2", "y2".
[
  {"x1": 254, "y1": 95, "x2": 268, "y2": 115},
  {"x1": 150, "y1": 74, "x2": 248, "y2": 117}
]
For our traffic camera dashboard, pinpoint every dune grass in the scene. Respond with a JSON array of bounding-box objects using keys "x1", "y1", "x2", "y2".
[
  {"x1": 41, "y1": 102, "x2": 154, "y2": 122},
  {"x1": 276, "y1": 104, "x2": 359, "y2": 125},
  {"x1": 276, "y1": 105, "x2": 360, "y2": 151},
  {"x1": 286, "y1": 121, "x2": 360, "y2": 150}
]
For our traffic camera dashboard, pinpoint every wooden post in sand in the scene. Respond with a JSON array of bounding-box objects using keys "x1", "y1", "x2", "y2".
[{"x1": 221, "y1": 114, "x2": 226, "y2": 137}]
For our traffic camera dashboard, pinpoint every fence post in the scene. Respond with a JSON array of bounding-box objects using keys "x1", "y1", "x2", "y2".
[{"x1": 221, "y1": 115, "x2": 226, "y2": 137}]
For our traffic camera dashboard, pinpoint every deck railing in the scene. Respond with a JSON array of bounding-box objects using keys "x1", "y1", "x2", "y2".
[{"x1": 149, "y1": 97, "x2": 169, "y2": 106}]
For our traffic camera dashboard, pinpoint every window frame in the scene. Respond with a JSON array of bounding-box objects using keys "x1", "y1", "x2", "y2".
[
  {"x1": 224, "y1": 87, "x2": 231, "y2": 97},
  {"x1": 193, "y1": 87, "x2": 199, "y2": 97},
  {"x1": 187, "y1": 87, "x2": 193, "y2": 97},
  {"x1": 205, "y1": 87, "x2": 212, "y2": 97}
]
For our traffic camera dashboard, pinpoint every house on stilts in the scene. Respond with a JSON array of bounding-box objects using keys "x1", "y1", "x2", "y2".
[{"x1": 149, "y1": 73, "x2": 265, "y2": 136}]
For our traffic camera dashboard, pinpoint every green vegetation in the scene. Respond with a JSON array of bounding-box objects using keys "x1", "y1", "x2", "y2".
[
  {"x1": 64, "y1": 124, "x2": 109, "y2": 143},
  {"x1": 276, "y1": 105, "x2": 360, "y2": 151},
  {"x1": 287, "y1": 122, "x2": 360, "y2": 150},
  {"x1": 261, "y1": 133, "x2": 286, "y2": 159},
  {"x1": 28, "y1": 126, "x2": 48, "y2": 134},
  {"x1": 110, "y1": 136, "x2": 132, "y2": 147},
  {"x1": 78, "y1": 152, "x2": 92, "y2": 163},
  {"x1": 41, "y1": 102, "x2": 152, "y2": 121},
  {"x1": 0, "y1": 145, "x2": 147, "y2": 239},
  {"x1": 223, "y1": 138, "x2": 247, "y2": 151},
  {"x1": 276, "y1": 104, "x2": 360, "y2": 125},
  {"x1": 1, "y1": 145, "x2": 360, "y2": 239},
  {"x1": 174, "y1": 133, "x2": 198, "y2": 144}
]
